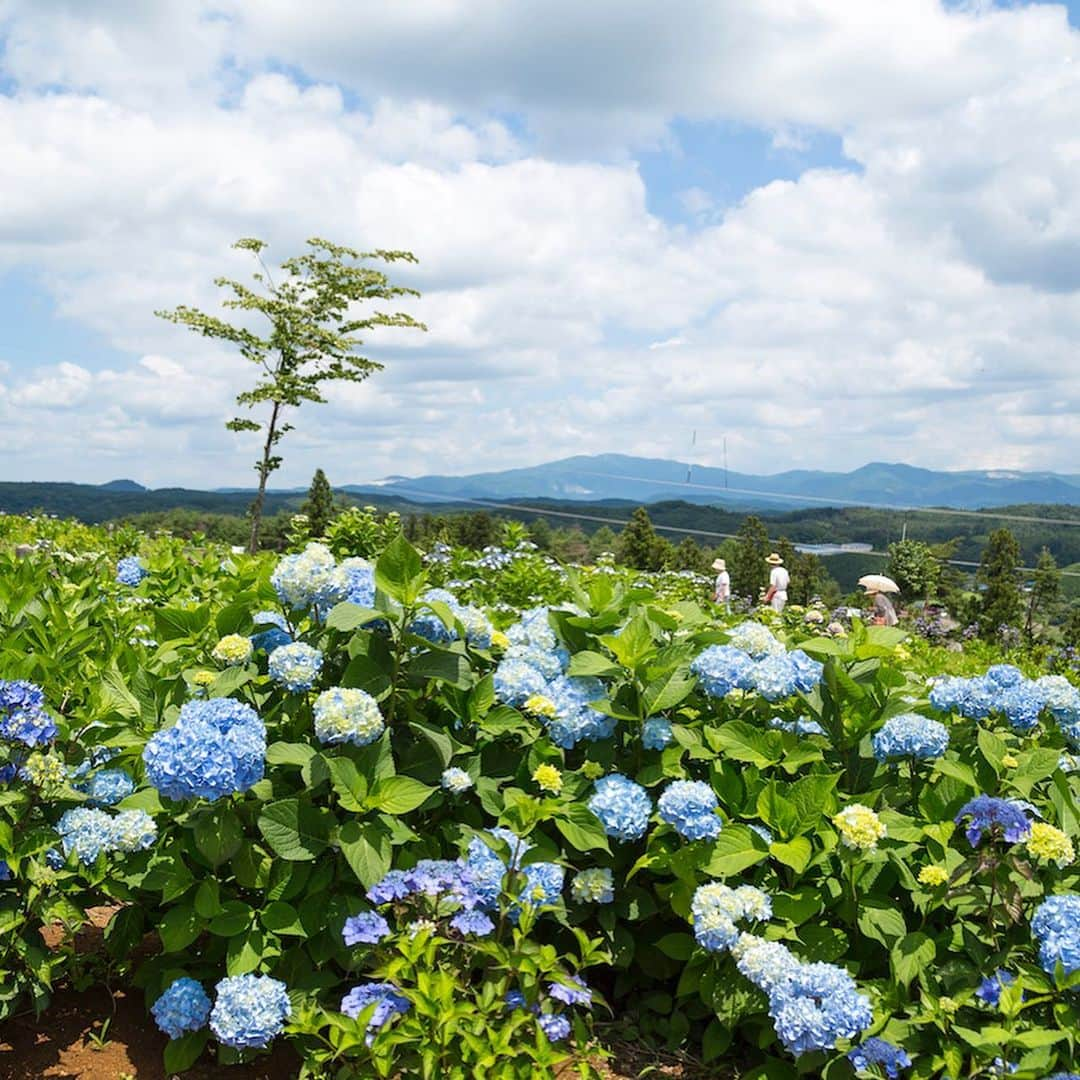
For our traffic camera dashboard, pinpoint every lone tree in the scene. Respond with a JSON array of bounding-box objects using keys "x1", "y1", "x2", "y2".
[
  {"x1": 887, "y1": 538, "x2": 941, "y2": 601},
  {"x1": 301, "y1": 468, "x2": 335, "y2": 539},
  {"x1": 158, "y1": 237, "x2": 425, "y2": 552},
  {"x1": 616, "y1": 507, "x2": 668, "y2": 571},
  {"x1": 977, "y1": 527, "x2": 1022, "y2": 637},
  {"x1": 729, "y1": 515, "x2": 770, "y2": 600},
  {"x1": 1025, "y1": 546, "x2": 1061, "y2": 640}
]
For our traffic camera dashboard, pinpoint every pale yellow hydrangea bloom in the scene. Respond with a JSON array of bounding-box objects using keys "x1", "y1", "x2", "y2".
[
  {"x1": 532, "y1": 764, "x2": 563, "y2": 794},
  {"x1": 490, "y1": 630, "x2": 510, "y2": 650},
  {"x1": 1027, "y1": 822, "x2": 1075, "y2": 867},
  {"x1": 524, "y1": 694, "x2": 557, "y2": 718},
  {"x1": 833, "y1": 804, "x2": 887, "y2": 851},
  {"x1": 1002, "y1": 754, "x2": 1019, "y2": 769},
  {"x1": 191, "y1": 670, "x2": 216, "y2": 687},
  {"x1": 580, "y1": 761, "x2": 605, "y2": 780},
  {"x1": 24, "y1": 752, "x2": 66, "y2": 787},
  {"x1": 918, "y1": 865, "x2": 949, "y2": 887},
  {"x1": 211, "y1": 634, "x2": 253, "y2": 667}
]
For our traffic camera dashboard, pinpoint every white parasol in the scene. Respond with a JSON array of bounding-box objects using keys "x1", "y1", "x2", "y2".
[{"x1": 858, "y1": 574, "x2": 900, "y2": 594}]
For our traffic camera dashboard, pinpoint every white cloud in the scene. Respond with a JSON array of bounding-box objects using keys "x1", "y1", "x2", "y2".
[{"x1": 0, "y1": 1, "x2": 1078, "y2": 486}]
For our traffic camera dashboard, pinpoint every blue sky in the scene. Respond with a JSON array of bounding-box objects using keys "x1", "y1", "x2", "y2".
[{"x1": 1, "y1": 1, "x2": 1080, "y2": 486}]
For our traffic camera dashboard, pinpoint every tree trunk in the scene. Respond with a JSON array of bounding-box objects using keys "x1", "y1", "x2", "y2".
[{"x1": 248, "y1": 401, "x2": 281, "y2": 554}]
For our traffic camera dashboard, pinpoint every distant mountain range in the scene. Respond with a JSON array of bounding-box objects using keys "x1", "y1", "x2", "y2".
[
  {"x1": 5, "y1": 456, "x2": 1080, "y2": 526},
  {"x1": 340, "y1": 454, "x2": 1080, "y2": 511}
]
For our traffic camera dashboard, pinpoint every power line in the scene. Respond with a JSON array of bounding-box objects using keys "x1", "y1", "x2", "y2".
[
  {"x1": 575, "y1": 469, "x2": 1080, "y2": 529},
  {"x1": 385, "y1": 483, "x2": 1080, "y2": 579}
]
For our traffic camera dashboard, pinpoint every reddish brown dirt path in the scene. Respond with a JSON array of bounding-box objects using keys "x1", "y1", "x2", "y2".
[{"x1": 0, "y1": 988, "x2": 298, "y2": 1080}]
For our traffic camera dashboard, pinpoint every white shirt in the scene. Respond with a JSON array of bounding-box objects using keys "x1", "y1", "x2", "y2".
[
  {"x1": 714, "y1": 571, "x2": 730, "y2": 599},
  {"x1": 770, "y1": 566, "x2": 790, "y2": 593}
]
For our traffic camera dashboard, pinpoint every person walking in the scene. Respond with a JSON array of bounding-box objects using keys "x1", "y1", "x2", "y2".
[
  {"x1": 712, "y1": 557, "x2": 731, "y2": 612},
  {"x1": 865, "y1": 585, "x2": 898, "y2": 627},
  {"x1": 763, "y1": 552, "x2": 789, "y2": 613}
]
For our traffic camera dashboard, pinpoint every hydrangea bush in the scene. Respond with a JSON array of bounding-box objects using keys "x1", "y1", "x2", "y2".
[{"x1": 1, "y1": 515, "x2": 1079, "y2": 1078}]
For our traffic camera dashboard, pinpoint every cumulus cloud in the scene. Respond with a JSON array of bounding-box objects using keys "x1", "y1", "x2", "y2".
[{"x1": 0, "y1": 0, "x2": 1078, "y2": 486}]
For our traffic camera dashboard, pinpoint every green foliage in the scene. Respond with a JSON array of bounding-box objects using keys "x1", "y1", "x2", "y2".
[
  {"x1": 887, "y1": 538, "x2": 942, "y2": 600},
  {"x1": 615, "y1": 508, "x2": 669, "y2": 571},
  {"x1": 2, "y1": 511, "x2": 1080, "y2": 1079}
]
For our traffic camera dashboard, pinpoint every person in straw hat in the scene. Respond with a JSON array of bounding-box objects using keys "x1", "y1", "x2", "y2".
[
  {"x1": 763, "y1": 552, "x2": 789, "y2": 613},
  {"x1": 864, "y1": 583, "x2": 898, "y2": 627},
  {"x1": 711, "y1": 558, "x2": 731, "y2": 612}
]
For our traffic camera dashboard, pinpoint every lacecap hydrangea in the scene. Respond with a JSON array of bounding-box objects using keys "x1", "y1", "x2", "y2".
[
  {"x1": 871, "y1": 713, "x2": 949, "y2": 762},
  {"x1": 955, "y1": 795, "x2": 1032, "y2": 847},
  {"x1": 151, "y1": 977, "x2": 212, "y2": 1040},
  {"x1": 143, "y1": 698, "x2": 265, "y2": 802},
  {"x1": 209, "y1": 974, "x2": 291, "y2": 1049},
  {"x1": 312, "y1": 688, "x2": 385, "y2": 747},
  {"x1": 267, "y1": 642, "x2": 323, "y2": 693}
]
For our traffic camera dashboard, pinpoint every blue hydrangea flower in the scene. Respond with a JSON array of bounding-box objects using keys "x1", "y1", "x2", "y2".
[
  {"x1": 976, "y1": 969, "x2": 1016, "y2": 1007},
  {"x1": 1000, "y1": 683, "x2": 1046, "y2": 733},
  {"x1": 441, "y1": 767, "x2": 473, "y2": 793},
  {"x1": 210, "y1": 975, "x2": 290, "y2": 1049},
  {"x1": 0, "y1": 680, "x2": 57, "y2": 746},
  {"x1": 116, "y1": 556, "x2": 147, "y2": 586},
  {"x1": 313, "y1": 688, "x2": 385, "y2": 747},
  {"x1": 750, "y1": 653, "x2": 822, "y2": 702},
  {"x1": 519, "y1": 862, "x2": 564, "y2": 911},
  {"x1": 987, "y1": 664, "x2": 1024, "y2": 687},
  {"x1": 341, "y1": 559, "x2": 376, "y2": 607},
  {"x1": 78, "y1": 769, "x2": 135, "y2": 806},
  {"x1": 143, "y1": 698, "x2": 265, "y2": 802},
  {"x1": 110, "y1": 809, "x2": 157, "y2": 852},
  {"x1": 1031, "y1": 894, "x2": 1080, "y2": 978},
  {"x1": 543, "y1": 675, "x2": 616, "y2": 749},
  {"x1": 267, "y1": 642, "x2": 323, "y2": 693},
  {"x1": 366, "y1": 870, "x2": 412, "y2": 905},
  {"x1": 768, "y1": 961, "x2": 873, "y2": 1056},
  {"x1": 690, "y1": 883, "x2": 771, "y2": 953},
  {"x1": 955, "y1": 795, "x2": 1033, "y2": 847},
  {"x1": 152, "y1": 977, "x2": 211, "y2": 1040},
  {"x1": 505, "y1": 643, "x2": 564, "y2": 680},
  {"x1": 56, "y1": 807, "x2": 116, "y2": 864},
  {"x1": 548, "y1": 976, "x2": 591, "y2": 1007},
  {"x1": 450, "y1": 910, "x2": 494, "y2": 936},
  {"x1": 538, "y1": 1012, "x2": 571, "y2": 1042},
  {"x1": 271, "y1": 543, "x2": 349, "y2": 612},
  {"x1": 848, "y1": 1037, "x2": 912, "y2": 1077},
  {"x1": 493, "y1": 659, "x2": 549, "y2": 707},
  {"x1": 641, "y1": 717, "x2": 673, "y2": 750},
  {"x1": 409, "y1": 589, "x2": 459, "y2": 644},
  {"x1": 341, "y1": 982, "x2": 410, "y2": 1045},
  {"x1": 587, "y1": 775, "x2": 652, "y2": 842},
  {"x1": 0, "y1": 860, "x2": 12, "y2": 881},
  {"x1": 731, "y1": 934, "x2": 798, "y2": 995},
  {"x1": 253, "y1": 610, "x2": 288, "y2": 632},
  {"x1": 871, "y1": 714, "x2": 949, "y2": 762},
  {"x1": 692, "y1": 645, "x2": 755, "y2": 698},
  {"x1": 251, "y1": 626, "x2": 292, "y2": 654},
  {"x1": 657, "y1": 780, "x2": 722, "y2": 840},
  {"x1": 343, "y1": 911, "x2": 391, "y2": 946}
]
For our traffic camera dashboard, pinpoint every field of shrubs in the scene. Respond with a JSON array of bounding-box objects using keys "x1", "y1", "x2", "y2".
[{"x1": 1, "y1": 510, "x2": 1078, "y2": 1080}]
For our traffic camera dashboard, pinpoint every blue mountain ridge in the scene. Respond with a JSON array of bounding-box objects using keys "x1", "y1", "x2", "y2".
[{"x1": 338, "y1": 454, "x2": 1080, "y2": 511}]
